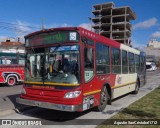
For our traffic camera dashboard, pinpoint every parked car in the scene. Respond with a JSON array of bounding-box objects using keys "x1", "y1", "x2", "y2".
[{"x1": 146, "y1": 62, "x2": 157, "y2": 71}]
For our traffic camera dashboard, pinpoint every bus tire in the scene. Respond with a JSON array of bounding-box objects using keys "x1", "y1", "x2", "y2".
[
  {"x1": 132, "y1": 80, "x2": 140, "y2": 94},
  {"x1": 7, "y1": 76, "x2": 16, "y2": 86},
  {"x1": 95, "y1": 86, "x2": 108, "y2": 111}
]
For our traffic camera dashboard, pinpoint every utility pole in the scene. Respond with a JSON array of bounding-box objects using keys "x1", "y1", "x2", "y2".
[
  {"x1": 42, "y1": 18, "x2": 44, "y2": 30},
  {"x1": 88, "y1": 17, "x2": 92, "y2": 31}
]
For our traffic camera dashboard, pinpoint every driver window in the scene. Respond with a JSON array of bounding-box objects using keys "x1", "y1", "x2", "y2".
[{"x1": 84, "y1": 47, "x2": 94, "y2": 82}]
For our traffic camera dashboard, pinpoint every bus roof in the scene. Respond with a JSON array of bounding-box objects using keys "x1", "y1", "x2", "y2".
[
  {"x1": 25, "y1": 27, "x2": 78, "y2": 38},
  {"x1": 25, "y1": 27, "x2": 141, "y2": 53}
]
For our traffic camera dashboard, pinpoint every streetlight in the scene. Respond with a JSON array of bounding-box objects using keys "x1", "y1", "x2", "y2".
[{"x1": 88, "y1": 17, "x2": 93, "y2": 32}]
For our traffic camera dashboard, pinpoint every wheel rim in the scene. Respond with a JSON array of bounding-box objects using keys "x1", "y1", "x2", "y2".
[
  {"x1": 8, "y1": 77, "x2": 15, "y2": 85},
  {"x1": 101, "y1": 88, "x2": 107, "y2": 105},
  {"x1": 136, "y1": 84, "x2": 139, "y2": 92},
  {"x1": 136, "y1": 81, "x2": 139, "y2": 91}
]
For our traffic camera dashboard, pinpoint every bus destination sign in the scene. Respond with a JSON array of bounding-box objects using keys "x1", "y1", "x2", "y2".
[{"x1": 25, "y1": 31, "x2": 79, "y2": 47}]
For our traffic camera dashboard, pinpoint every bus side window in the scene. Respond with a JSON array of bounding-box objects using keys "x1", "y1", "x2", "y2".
[
  {"x1": 128, "y1": 52, "x2": 135, "y2": 73},
  {"x1": 135, "y1": 54, "x2": 140, "y2": 73},
  {"x1": 140, "y1": 55, "x2": 145, "y2": 73},
  {"x1": 96, "y1": 42, "x2": 110, "y2": 74},
  {"x1": 122, "y1": 50, "x2": 128, "y2": 74},
  {"x1": 111, "y1": 48, "x2": 121, "y2": 74}
]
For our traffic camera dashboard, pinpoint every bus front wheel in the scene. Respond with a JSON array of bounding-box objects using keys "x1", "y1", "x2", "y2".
[
  {"x1": 95, "y1": 86, "x2": 108, "y2": 111},
  {"x1": 7, "y1": 76, "x2": 16, "y2": 86}
]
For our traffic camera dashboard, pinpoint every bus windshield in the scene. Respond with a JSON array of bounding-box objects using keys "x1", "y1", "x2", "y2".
[{"x1": 25, "y1": 45, "x2": 80, "y2": 84}]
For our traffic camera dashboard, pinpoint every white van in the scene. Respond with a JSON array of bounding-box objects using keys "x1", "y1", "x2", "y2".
[{"x1": 146, "y1": 62, "x2": 157, "y2": 71}]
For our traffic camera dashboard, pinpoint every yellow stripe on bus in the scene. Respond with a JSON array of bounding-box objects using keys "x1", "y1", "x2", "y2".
[
  {"x1": 44, "y1": 82, "x2": 79, "y2": 86},
  {"x1": 83, "y1": 90, "x2": 101, "y2": 96},
  {"x1": 24, "y1": 81, "x2": 79, "y2": 86},
  {"x1": 111, "y1": 81, "x2": 136, "y2": 89},
  {"x1": 24, "y1": 81, "x2": 43, "y2": 85}
]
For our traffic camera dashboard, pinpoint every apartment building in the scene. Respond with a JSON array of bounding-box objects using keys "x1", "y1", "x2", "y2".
[{"x1": 92, "y1": 2, "x2": 136, "y2": 46}]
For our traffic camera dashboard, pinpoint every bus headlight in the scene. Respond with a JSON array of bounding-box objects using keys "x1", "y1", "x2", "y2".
[
  {"x1": 64, "y1": 91, "x2": 81, "y2": 98},
  {"x1": 21, "y1": 88, "x2": 26, "y2": 94}
]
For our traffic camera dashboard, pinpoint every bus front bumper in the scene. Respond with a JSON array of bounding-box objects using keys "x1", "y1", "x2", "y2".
[{"x1": 16, "y1": 98, "x2": 82, "y2": 112}]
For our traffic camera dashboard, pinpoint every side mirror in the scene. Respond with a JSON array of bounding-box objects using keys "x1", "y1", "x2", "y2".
[
  {"x1": 82, "y1": 36, "x2": 87, "y2": 44},
  {"x1": 84, "y1": 47, "x2": 93, "y2": 63},
  {"x1": 84, "y1": 47, "x2": 87, "y2": 62}
]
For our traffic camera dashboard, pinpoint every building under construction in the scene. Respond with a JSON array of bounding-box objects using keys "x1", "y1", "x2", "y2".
[{"x1": 92, "y1": 2, "x2": 136, "y2": 46}]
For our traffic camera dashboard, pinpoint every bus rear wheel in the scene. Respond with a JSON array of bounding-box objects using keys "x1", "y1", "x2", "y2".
[
  {"x1": 95, "y1": 86, "x2": 108, "y2": 111},
  {"x1": 132, "y1": 80, "x2": 140, "y2": 94},
  {"x1": 7, "y1": 76, "x2": 16, "y2": 86}
]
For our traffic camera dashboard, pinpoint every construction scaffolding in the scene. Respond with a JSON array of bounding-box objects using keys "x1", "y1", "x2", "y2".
[{"x1": 92, "y1": 2, "x2": 136, "y2": 46}]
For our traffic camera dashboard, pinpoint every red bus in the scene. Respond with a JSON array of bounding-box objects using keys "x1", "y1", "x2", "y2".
[
  {"x1": 17, "y1": 27, "x2": 146, "y2": 112},
  {"x1": 0, "y1": 52, "x2": 24, "y2": 86}
]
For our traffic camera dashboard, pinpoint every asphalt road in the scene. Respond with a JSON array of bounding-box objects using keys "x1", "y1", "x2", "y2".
[
  {"x1": 0, "y1": 84, "x2": 22, "y2": 98},
  {"x1": 0, "y1": 69, "x2": 160, "y2": 128}
]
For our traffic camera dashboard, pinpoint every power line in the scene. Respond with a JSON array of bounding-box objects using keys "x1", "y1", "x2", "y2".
[
  {"x1": 0, "y1": 21, "x2": 40, "y2": 29},
  {"x1": 0, "y1": 25, "x2": 28, "y2": 32},
  {"x1": 0, "y1": 21, "x2": 41, "y2": 34}
]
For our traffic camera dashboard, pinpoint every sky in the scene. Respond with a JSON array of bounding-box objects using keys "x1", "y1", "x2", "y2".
[{"x1": 0, "y1": 0, "x2": 160, "y2": 48}]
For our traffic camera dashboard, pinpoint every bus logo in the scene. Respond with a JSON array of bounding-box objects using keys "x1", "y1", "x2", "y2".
[
  {"x1": 40, "y1": 91, "x2": 44, "y2": 96},
  {"x1": 117, "y1": 76, "x2": 122, "y2": 84}
]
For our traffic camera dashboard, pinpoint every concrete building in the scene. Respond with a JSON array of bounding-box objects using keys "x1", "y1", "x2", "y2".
[
  {"x1": 144, "y1": 39, "x2": 160, "y2": 63},
  {"x1": 0, "y1": 39, "x2": 24, "y2": 53},
  {"x1": 148, "y1": 39, "x2": 160, "y2": 49},
  {"x1": 91, "y1": 2, "x2": 136, "y2": 46}
]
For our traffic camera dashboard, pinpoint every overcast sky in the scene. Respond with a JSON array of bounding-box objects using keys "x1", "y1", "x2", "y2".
[{"x1": 0, "y1": 0, "x2": 160, "y2": 48}]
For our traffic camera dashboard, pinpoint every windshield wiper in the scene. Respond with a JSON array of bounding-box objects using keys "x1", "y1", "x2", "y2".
[{"x1": 31, "y1": 47, "x2": 35, "y2": 53}]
